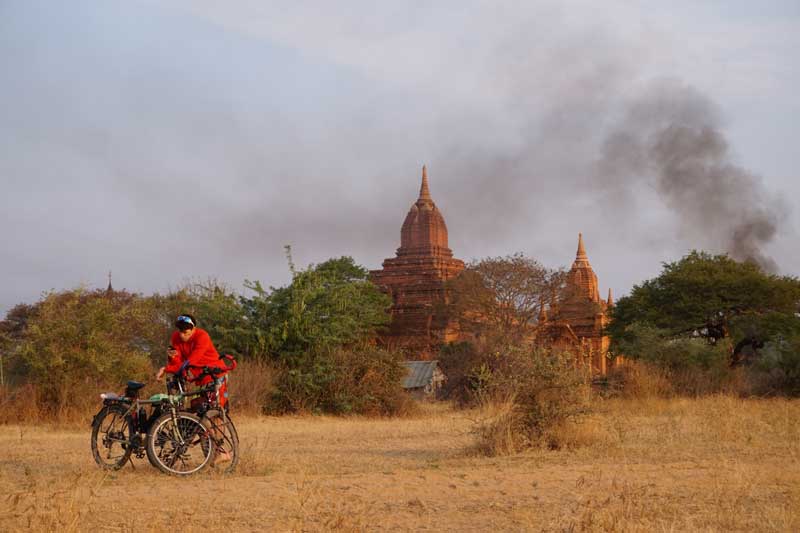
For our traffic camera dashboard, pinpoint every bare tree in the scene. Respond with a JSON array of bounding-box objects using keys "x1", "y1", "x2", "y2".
[{"x1": 446, "y1": 253, "x2": 565, "y2": 344}]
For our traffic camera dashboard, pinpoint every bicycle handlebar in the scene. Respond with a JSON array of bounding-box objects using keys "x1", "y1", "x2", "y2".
[{"x1": 169, "y1": 354, "x2": 238, "y2": 383}]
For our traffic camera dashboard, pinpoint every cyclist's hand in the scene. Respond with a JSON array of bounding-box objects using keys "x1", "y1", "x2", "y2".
[{"x1": 156, "y1": 366, "x2": 166, "y2": 380}]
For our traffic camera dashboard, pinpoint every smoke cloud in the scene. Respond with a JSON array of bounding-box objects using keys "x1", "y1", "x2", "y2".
[
  {"x1": 0, "y1": 1, "x2": 796, "y2": 314},
  {"x1": 597, "y1": 81, "x2": 783, "y2": 271}
]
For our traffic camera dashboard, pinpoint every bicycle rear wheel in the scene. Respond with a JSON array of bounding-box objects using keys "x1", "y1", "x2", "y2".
[
  {"x1": 90, "y1": 404, "x2": 133, "y2": 470},
  {"x1": 203, "y1": 409, "x2": 239, "y2": 473},
  {"x1": 145, "y1": 411, "x2": 213, "y2": 476}
]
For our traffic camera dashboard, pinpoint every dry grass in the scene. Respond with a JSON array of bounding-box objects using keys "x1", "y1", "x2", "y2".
[
  {"x1": 0, "y1": 358, "x2": 276, "y2": 425},
  {"x1": 1, "y1": 397, "x2": 798, "y2": 532},
  {"x1": 227, "y1": 359, "x2": 277, "y2": 415}
]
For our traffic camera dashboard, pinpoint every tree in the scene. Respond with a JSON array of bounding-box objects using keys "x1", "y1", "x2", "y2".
[
  {"x1": 16, "y1": 288, "x2": 153, "y2": 412},
  {"x1": 244, "y1": 256, "x2": 391, "y2": 359},
  {"x1": 150, "y1": 279, "x2": 257, "y2": 360},
  {"x1": 0, "y1": 303, "x2": 39, "y2": 386},
  {"x1": 608, "y1": 251, "x2": 800, "y2": 366},
  {"x1": 243, "y1": 255, "x2": 397, "y2": 414},
  {"x1": 446, "y1": 254, "x2": 565, "y2": 344}
]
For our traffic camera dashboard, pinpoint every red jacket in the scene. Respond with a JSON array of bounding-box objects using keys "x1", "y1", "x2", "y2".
[{"x1": 165, "y1": 328, "x2": 227, "y2": 384}]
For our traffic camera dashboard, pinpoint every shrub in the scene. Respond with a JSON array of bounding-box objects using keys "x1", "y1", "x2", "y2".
[
  {"x1": 749, "y1": 336, "x2": 800, "y2": 396},
  {"x1": 468, "y1": 344, "x2": 593, "y2": 455},
  {"x1": 438, "y1": 341, "x2": 484, "y2": 405},
  {"x1": 323, "y1": 346, "x2": 414, "y2": 416},
  {"x1": 227, "y1": 358, "x2": 278, "y2": 415},
  {"x1": 605, "y1": 359, "x2": 674, "y2": 399},
  {"x1": 244, "y1": 256, "x2": 391, "y2": 359},
  {"x1": 14, "y1": 289, "x2": 154, "y2": 416},
  {"x1": 605, "y1": 357, "x2": 757, "y2": 398},
  {"x1": 149, "y1": 280, "x2": 259, "y2": 361},
  {"x1": 267, "y1": 345, "x2": 412, "y2": 416},
  {"x1": 614, "y1": 322, "x2": 731, "y2": 372},
  {"x1": 0, "y1": 383, "x2": 45, "y2": 424}
]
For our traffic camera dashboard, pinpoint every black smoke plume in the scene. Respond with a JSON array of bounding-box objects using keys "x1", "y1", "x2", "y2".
[{"x1": 598, "y1": 80, "x2": 782, "y2": 271}]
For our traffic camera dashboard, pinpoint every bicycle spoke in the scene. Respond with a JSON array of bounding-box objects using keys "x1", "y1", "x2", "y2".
[
  {"x1": 92, "y1": 406, "x2": 133, "y2": 470},
  {"x1": 149, "y1": 413, "x2": 212, "y2": 475}
]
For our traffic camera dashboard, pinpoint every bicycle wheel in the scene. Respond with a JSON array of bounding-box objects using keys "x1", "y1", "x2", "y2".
[
  {"x1": 90, "y1": 404, "x2": 133, "y2": 470},
  {"x1": 203, "y1": 409, "x2": 239, "y2": 473},
  {"x1": 145, "y1": 411, "x2": 213, "y2": 476}
]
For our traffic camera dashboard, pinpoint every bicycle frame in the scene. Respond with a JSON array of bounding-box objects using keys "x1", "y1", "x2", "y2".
[
  {"x1": 92, "y1": 356, "x2": 238, "y2": 473},
  {"x1": 95, "y1": 391, "x2": 180, "y2": 459}
]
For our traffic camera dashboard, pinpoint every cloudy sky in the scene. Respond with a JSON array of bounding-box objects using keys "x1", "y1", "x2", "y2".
[{"x1": 1, "y1": 1, "x2": 798, "y2": 314}]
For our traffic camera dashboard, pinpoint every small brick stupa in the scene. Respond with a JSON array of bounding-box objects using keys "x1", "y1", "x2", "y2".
[
  {"x1": 370, "y1": 166, "x2": 465, "y2": 355},
  {"x1": 538, "y1": 233, "x2": 615, "y2": 375}
]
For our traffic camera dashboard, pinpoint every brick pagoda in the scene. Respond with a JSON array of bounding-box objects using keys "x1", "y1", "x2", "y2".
[
  {"x1": 538, "y1": 234, "x2": 617, "y2": 375},
  {"x1": 370, "y1": 166, "x2": 465, "y2": 355}
]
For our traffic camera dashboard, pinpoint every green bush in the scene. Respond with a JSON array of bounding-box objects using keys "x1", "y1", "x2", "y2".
[
  {"x1": 323, "y1": 345, "x2": 411, "y2": 415},
  {"x1": 150, "y1": 280, "x2": 258, "y2": 360},
  {"x1": 244, "y1": 256, "x2": 391, "y2": 359},
  {"x1": 614, "y1": 322, "x2": 731, "y2": 371},
  {"x1": 752, "y1": 336, "x2": 800, "y2": 396},
  {"x1": 267, "y1": 345, "x2": 411, "y2": 416},
  {"x1": 610, "y1": 321, "x2": 800, "y2": 397},
  {"x1": 16, "y1": 289, "x2": 154, "y2": 415},
  {"x1": 0, "y1": 254, "x2": 400, "y2": 420}
]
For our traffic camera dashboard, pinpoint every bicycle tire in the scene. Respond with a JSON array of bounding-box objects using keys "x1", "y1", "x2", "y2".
[
  {"x1": 90, "y1": 404, "x2": 133, "y2": 470},
  {"x1": 145, "y1": 410, "x2": 214, "y2": 476},
  {"x1": 203, "y1": 409, "x2": 239, "y2": 473}
]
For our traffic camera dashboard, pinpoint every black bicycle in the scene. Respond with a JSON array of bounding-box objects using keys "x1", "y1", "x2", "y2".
[
  {"x1": 90, "y1": 380, "x2": 214, "y2": 475},
  {"x1": 90, "y1": 357, "x2": 238, "y2": 475}
]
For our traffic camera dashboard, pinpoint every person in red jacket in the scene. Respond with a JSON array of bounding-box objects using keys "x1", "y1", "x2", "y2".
[
  {"x1": 156, "y1": 314, "x2": 232, "y2": 464},
  {"x1": 155, "y1": 314, "x2": 227, "y2": 384}
]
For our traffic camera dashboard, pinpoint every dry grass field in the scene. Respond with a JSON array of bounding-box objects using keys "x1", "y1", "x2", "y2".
[{"x1": 1, "y1": 396, "x2": 798, "y2": 532}]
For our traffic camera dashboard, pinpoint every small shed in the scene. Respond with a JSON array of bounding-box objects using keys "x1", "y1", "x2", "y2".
[{"x1": 401, "y1": 360, "x2": 445, "y2": 399}]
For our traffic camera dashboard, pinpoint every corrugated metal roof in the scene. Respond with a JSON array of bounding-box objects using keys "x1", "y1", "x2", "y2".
[{"x1": 402, "y1": 360, "x2": 439, "y2": 389}]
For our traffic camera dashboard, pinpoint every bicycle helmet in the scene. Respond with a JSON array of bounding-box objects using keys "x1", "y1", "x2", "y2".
[{"x1": 175, "y1": 314, "x2": 196, "y2": 331}]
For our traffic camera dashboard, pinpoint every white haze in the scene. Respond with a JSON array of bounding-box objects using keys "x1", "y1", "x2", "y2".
[{"x1": 1, "y1": 1, "x2": 799, "y2": 314}]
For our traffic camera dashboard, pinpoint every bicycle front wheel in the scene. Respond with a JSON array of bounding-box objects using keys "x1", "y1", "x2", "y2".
[{"x1": 145, "y1": 411, "x2": 213, "y2": 476}]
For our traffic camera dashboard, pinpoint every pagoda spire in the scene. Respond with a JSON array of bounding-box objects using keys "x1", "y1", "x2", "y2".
[
  {"x1": 418, "y1": 165, "x2": 432, "y2": 202},
  {"x1": 398, "y1": 165, "x2": 451, "y2": 255},
  {"x1": 566, "y1": 233, "x2": 600, "y2": 302},
  {"x1": 576, "y1": 232, "x2": 588, "y2": 261},
  {"x1": 607, "y1": 288, "x2": 614, "y2": 307},
  {"x1": 106, "y1": 271, "x2": 113, "y2": 295}
]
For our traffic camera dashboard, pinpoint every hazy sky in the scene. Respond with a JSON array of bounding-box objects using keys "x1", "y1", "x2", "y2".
[{"x1": 1, "y1": 1, "x2": 799, "y2": 314}]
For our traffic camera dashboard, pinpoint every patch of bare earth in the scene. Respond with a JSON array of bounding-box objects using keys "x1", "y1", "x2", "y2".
[{"x1": 1, "y1": 397, "x2": 798, "y2": 532}]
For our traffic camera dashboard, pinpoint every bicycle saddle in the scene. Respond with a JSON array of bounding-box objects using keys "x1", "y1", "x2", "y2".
[{"x1": 126, "y1": 380, "x2": 146, "y2": 391}]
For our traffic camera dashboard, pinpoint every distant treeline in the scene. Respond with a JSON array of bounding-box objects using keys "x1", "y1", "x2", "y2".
[
  {"x1": 1, "y1": 250, "x2": 798, "y2": 430},
  {"x1": 0, "y1": 256, "x2": 412, "y2": 418}
]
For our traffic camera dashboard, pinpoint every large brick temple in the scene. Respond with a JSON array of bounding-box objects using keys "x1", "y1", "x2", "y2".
[
  {"x1": 371, "y1": 169, "x2": 617, "y2": 374},
  {"x1": 537, "y1": 233, "x2": 617, "y2": 375},
  {"x1": 370, "y1": 166, "x2": 465, "y2": 355}
]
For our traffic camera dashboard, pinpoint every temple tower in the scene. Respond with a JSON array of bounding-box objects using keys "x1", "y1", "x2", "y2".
[
  {"x1": 557, "y1": 233, "x2": 611, "y2": 374},
  {"x1": 370, "y1": 166, "x2": 465, "y2": 355},
  {"x1": 559, "y1": 233, "x2": 602, "y2": 328},
  {"x1": 536, "y1": 234, "x2": 614, "y2": 374}
]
